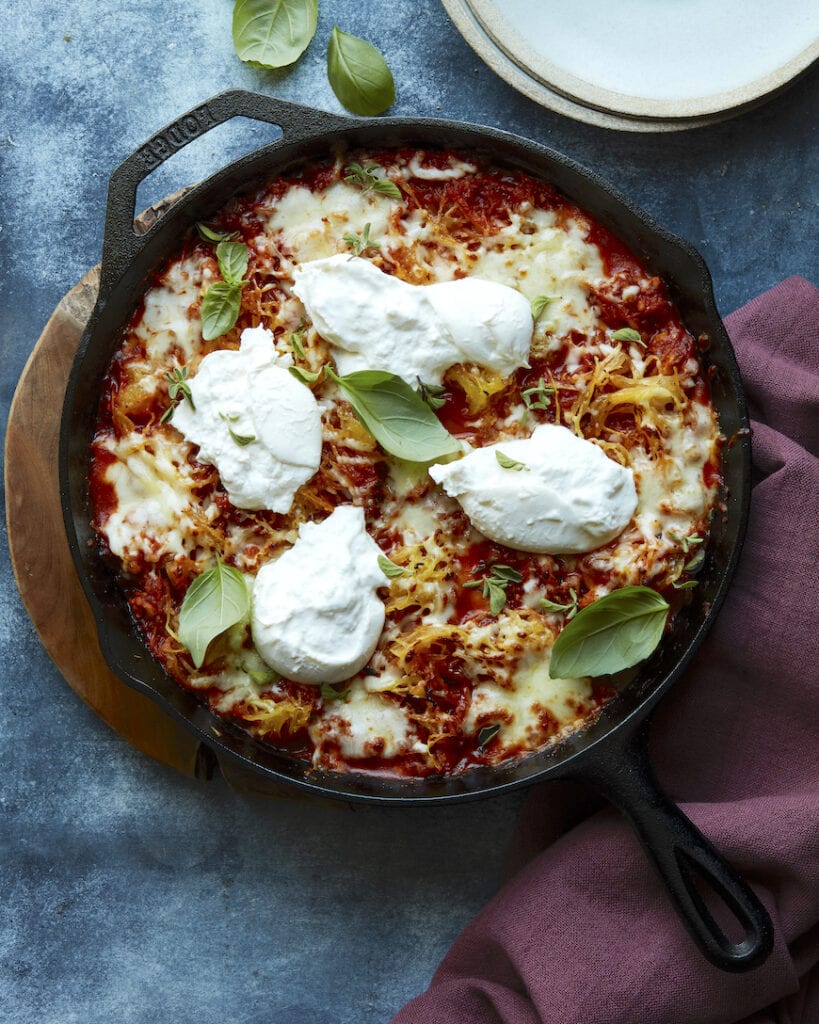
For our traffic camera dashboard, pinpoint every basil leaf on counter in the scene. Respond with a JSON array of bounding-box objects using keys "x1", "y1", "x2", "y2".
[
  {"x1": 232, "y1": 0, "x2": 318, "y2": 68},
  {"x1": 201, "y1": 281, "x2": 243, "y2": 341},
  {"x1": 216, "y1": 240, "x2": 249, "y2": 286},
  {"x1": 326, "y1": 367, "x2": 462, "y2": 462},
  {"x1": 178, "y1": 558, "x2": 250, "y2": 669},
  {"x1": 549, "y1": 585, "x2": 669, "y2": 678},
  {"x1": 327, "y1": 26, "x2": 396, "y2": 116}
]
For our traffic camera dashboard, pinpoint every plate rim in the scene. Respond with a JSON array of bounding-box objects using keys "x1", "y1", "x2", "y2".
[{"x1": 441, "y1": 0, "x2": 818, "y2": 130}]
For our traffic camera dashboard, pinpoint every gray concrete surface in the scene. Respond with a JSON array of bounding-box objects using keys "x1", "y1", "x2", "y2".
[{"x1": 1, "y1": 2, "x2": 816, "y2": 1022}]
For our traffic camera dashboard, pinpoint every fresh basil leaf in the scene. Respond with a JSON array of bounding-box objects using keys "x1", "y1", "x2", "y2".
[
  {"x1": 216, "y1": 240, "x2": 249, "y2": 286},
  {"x1": 550, "y1": 585, "x2": 669, "y2": 678},
  {"x1": 491, "y1": 565, "x2": 523, "y2": 583},
  {"x1": 327, "y1": 26, "x2": 395, "y2": 116},
  {"x1": 288, "y1": 365, "x2": 323, "y2": 385},
  {"x1": 232, "y1": 0, "x2": 318, "y2": 69},
  {"x1": 477, "y1": 724, "x2": 500, "y2": 748},
  {"x1": 178, "y1": 559, "x2": 250, "y2": 669},
  {"x1": 197, "y1": 223, "x2": 239, "y2": 243},
  {"x1": 378, "y1": 554, "x2": 405, "y2": 579},
  {"x1": 612, "y1": 327, "x2": 645, "y2": 346},
  {"x1": 531, "y1": 295, "x2": 557, "y2": 319},
  {"x1": 201, "y1": 282, "x2": 242, "y2": 341},
  {"x1": 487, "y1": 580, "x2": 507, "y2": 616},
  {"x1": 326, "y1": 367, "x2": 462, "y2": 462},
  {"x1": 496, "y1": 450, "x2": 528, "y2": 472}
]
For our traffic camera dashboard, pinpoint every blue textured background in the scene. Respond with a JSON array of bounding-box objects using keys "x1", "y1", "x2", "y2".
[{"x1": 1, "y1": 2, "x2": 816, "y2": 1022}]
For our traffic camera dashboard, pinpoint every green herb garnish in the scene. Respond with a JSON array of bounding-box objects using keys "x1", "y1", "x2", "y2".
[
  {"x1": 178, "y1": 558, "x2": 250, "y2": 669},
  {"x1": 477, "y1": 724, "x2": 501, "y2": 748},
  {"x1": 612, "y1": 327, "x2": 645, "y2": 346},
  {"x1": 201, "y1": 240, "x2": 250, "y2": 341},
  {"x1": 495, "y1": 450, "x2": 529, "y2": 472},
  {"x1": 378, "y1": 554, "x2": 406, "y2": 579},
  {"x1": 667, "y1": 531, "x2": 703, "y2": 554},
  {"x1": 288, "y1": 365, "x2": 323, "y2": 386},
  {"x1": 196, "y1": 223, "x2": 239, "y2": 243},
  {"x1": 549, "y1": 585, "x2": 669, "y2": 678},
  {"x1": 326, "y1": 367, "x2": 461, "y2": 463},
  {"x1": 531, "y1": 295, "x2": 558, "y2": 320},
  {"x1": 241, "y1": 662, "x2": 280, "y2": 686},
  {"x1": 343, "y1": 222, "x2": 380, "y2": 257},
  {"x1": 416, "y1": 378, "x2": 448, "y2": 411},
  {"x1": 160, "y1": 366, "x2": 195, "y2": 424},
  {"x1": 343, "y1": 161, "x2": 402, "y2": 199},
  {"x1": 218, "y1": 411, "x2": 255, "y2": 446},
  {"x1": 539, "y1": 587, "x2": 579, "y2": 620},
  {"x1": 320, "y1": 682, "x2": 350, "y2": 702},
  {"x1": 290, "y1": 317, "x2": 307, "y2": 360},
  {"x1": 464, "y1": 564, "x2": 523, "y2": 617},
  {"x1": 232, "y1": 0, "x2": 318, "y2": 69},
  {"x1": 328, "y1": 26, "x2": 395, "y2": 116}
]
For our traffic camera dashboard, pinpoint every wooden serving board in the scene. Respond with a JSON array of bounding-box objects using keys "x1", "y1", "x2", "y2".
[{"x1": 4, "y1": 198, "x2": 299, "y2": 797}]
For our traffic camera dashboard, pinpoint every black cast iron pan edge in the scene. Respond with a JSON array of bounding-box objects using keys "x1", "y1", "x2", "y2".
[{"x1": 59, "y1": 90, "x2": 770, "y2": 971}]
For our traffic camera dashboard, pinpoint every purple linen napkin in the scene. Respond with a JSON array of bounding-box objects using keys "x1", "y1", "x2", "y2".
[{"x1": 392, "y1": 277, "x2": 819, "y2": 1024}]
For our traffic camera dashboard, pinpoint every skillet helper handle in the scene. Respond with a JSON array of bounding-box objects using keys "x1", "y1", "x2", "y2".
[
  {"x1": 99, "y1": 89, "x2": 351, "y2": 299},
  {"x1": 580, "y1": 723, "x2": 773, "y2": 972}
]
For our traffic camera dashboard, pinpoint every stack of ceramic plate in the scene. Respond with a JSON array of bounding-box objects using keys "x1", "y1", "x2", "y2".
[{"x1": 441, "y1": 0, "x2": 819, "y2": 131}]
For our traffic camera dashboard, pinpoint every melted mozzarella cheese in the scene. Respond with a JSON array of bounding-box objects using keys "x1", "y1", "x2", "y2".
[
  {"x1": 133, "y1": 256, "x2": 207, "y2": 362},
  {"x1": 101, "y1": 432, "x2": 203, "y2": 567},
  {"x1": 311, "y1": 680, "x2": 414, "y2": 760}
]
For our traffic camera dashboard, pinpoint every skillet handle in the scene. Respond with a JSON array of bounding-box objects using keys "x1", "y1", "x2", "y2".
[
  {"x1": 99, "y1": 89, "x2": 352, "y2": 299},
  {"x1": 576, "y1": 723, "x2": 774, "y2": 972}
]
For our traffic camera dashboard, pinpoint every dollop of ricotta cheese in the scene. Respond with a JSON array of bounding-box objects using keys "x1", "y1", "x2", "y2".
[
  {"x1": 429, "y1": 424, "x2": 638, "y2": 554},
  {"x1": 292, "y1": 254, "x2": 532, "y2": 384},
  {"x1": 251, "y1": 506, "x2": 387, "y2": 684},
  {"x1": 172, "y1": 327, "x2": 322, "y2": 513}
]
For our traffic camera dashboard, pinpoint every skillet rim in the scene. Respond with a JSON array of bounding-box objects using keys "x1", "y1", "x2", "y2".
[{"x1": 58, "y1": 94, "x2": 752, "y2": 805}]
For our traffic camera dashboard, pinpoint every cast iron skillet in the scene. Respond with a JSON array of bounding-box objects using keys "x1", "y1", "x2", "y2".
[{"x1": 60, "y1": 90, "x2": 772, "y2": 972}]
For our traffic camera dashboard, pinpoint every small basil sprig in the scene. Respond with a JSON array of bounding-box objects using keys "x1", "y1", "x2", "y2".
[
  {"x1": 160, "y1": 366, "x2": 195, "y2": 424},
  {"x1": 327, "y1": 26, "x2": 395, "y2": 116},
  {"x1": 326, "y1": 367, "x2": 461, "y2": 462},
  {"x1": 343, "y1": 222, "x2": 380, "y2": 257},
  {"x1": 178, "y1": 558, "x2": 250, "y2": 669},
  {"x1": 464, "y1": 565, "x2": 523, "y2": 616},
  {"x1": 549, "y1": 585, "x2": 669, "y2": 678},
  {"x1": 344, "y1": 162, "x2": 402, "y2": 200},
  {"x1": 540, "y1": 587, "x2": 578, "y2": 620},
  {"x1": 201, "y1": 241, "x2": 250, "y2": 341},
  {"x1": 416, "y1": 378, "x2": 448, "y2": 411},
  {"x1": 232, "y1": 0, "x2": 318, "y2": 68}
]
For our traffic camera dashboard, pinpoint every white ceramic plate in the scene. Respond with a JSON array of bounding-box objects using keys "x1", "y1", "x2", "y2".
[{"x1": 442, "y1": 0, "x2": 819, "y2": 130}]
